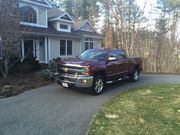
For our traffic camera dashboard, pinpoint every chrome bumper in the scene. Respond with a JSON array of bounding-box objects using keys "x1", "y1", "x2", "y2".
[{"x1": 55, "y1": 73, "x2": 94, "y2": 88}]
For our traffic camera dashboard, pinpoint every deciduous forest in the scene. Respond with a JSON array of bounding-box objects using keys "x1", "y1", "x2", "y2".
[{"x1": 49, "y1": 0, "x2": 180, "y2": 73}]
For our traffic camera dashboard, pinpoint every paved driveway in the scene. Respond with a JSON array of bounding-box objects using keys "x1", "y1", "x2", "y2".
[{"x1": 0, "y1": 74, "x2": 179, "y2": 135}]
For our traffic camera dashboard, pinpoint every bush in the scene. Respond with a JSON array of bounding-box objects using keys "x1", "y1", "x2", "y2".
[
  {"x1": 0, "y1": 54, "x2": 21, "y2": 75},
  {"x1": 20, "y1": 57, "x2": 41, "y2": 73},
  {"x1": 9, "y1": 54, "x2": 21, "y2": 74},
  {"x1": 38, "y1": 59, "x2": 57, "y2": 80},
  {"x1": 0, "y1": 55, "x2": 41, "y2": 78}
]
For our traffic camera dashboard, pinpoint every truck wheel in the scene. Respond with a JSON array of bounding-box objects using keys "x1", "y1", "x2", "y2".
[
  {"x1": 91, "y1": 75, "x2": 105, "y2": 95},
  {"x1": 130, "y1": 69, "x2": 140, "y2": 82}
]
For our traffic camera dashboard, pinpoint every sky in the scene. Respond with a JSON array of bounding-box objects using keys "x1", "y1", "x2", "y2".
[{"x1": 136, "y1": 0, "x2": 157, "y2": 18}]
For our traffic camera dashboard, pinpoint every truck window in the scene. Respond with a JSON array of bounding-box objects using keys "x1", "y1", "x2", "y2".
[
  {"x1": 109, "y1": 50, "x2": 127, "y2": 59},
  {"x1": 119, "y1": 50, "x2": 127, "y2": 58},
  {"x1": 80, "y1": 50, "x2": 106, "y2": 61},
  {"x1": 109, "y1": 50, "x2": 121, "y2": 59}
]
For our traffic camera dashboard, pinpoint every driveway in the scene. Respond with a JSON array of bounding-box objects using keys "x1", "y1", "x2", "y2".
[{"x1": 0, "y1": 74, "x2": 179, "y2": 135}]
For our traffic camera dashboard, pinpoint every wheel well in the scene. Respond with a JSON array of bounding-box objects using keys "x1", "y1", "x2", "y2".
[
  {"x1": 94, "y1": 70, "x2": 107, "y2": 81},
  {"x1": 135, "y1": 64, "x2": 140, "y2": 72}
]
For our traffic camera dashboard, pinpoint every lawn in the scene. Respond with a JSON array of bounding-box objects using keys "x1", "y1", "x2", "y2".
[{"x1": 88, "y1": 84, "x2": 180, "y2": 135}]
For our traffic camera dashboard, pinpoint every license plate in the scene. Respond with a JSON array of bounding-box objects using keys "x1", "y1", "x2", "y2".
[{"x1": 62, "y1": 82, "x2": 68, "y2": 88}]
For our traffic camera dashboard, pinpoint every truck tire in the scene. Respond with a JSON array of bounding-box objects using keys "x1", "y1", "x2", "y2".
[
  {"x1": 91, "y1": 75, "x2": 105, "y2": 95},
  {"x1": 130, "y1": 69, "x2": 140, "y2": 82}
]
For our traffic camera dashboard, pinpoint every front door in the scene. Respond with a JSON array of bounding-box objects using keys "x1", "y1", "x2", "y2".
[{"x1": 24, "y1": 40, "x2": 34, "y2": 58}]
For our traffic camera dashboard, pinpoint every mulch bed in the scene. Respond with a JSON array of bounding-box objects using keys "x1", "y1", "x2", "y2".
[{"x1": 0, "y1": 72, "x2": 53, "y2": 98}]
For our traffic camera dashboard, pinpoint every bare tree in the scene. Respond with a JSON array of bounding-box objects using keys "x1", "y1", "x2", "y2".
[
  {"x1": 0, "y1": 0, "x2": 24, "y2": 78},
  {"x1": 100, "y1": 0, "x2": 180, "y2": 73}
]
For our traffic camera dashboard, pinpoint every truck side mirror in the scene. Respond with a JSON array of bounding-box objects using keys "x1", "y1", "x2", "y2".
[{"x1": 108, "y1": 57, "x2": 117, "y2": 62}]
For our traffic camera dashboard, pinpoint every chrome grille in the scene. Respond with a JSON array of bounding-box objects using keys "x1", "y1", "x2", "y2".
[{"x1": 58, "y1": 65, "x2": 88, "y2": 75}]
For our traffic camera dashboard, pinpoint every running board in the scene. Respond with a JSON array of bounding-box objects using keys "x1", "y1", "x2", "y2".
[
  {"x1": 106, "y1": 76, "x2": 129, "y2": 84},
  {"x1": 106, "y1": 78, "x2": 122, "y2": 84}
]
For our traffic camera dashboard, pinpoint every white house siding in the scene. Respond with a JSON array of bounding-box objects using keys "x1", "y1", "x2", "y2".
[
  {"x1": 49, "y1": 37, "x2": 81, "y2": 60},
  {"x1": 38, "y1": 7, "x2": 48, "y2": 27},
  {"x1": 73, "y1": 39, "x2": 81, "y2": 57},
  {"x1": 80, "y1": 38, "x2": 101, "y2": 53},
  {"x1": 93, "y1": 39, "x2": 101, "y2": 49},
  {"x1": 39, "y1": 38, "x2": 45, "y2": 62}
]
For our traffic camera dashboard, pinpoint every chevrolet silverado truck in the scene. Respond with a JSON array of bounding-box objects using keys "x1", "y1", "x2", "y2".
[{"x1": 55, "y1": 49, "x2": 142, "y2": 95}]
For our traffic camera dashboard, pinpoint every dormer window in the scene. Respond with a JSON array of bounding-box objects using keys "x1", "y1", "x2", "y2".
[
  {"x1": 20, "y1": 6, "x2": 37, "y2": 23},
  {"x1": 58, "y1": 23, "x2": 71, "y2": 32},
  {"x1": 60, "y1": 24, "x2": 68, "y2": 30}
]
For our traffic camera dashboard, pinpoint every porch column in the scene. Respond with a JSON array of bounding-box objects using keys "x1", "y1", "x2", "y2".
[
  {"x1": 45, "y1": 37, "x2": 48, "y2": 63},
  {"x1": 36, "y1": 40, "x2": 40, "y2": 61},
  {"x1": 21, "y1": 39, "x2": 24, "y2": 60},
  {"x1": 48, "y1": 37, "x2": 51, "y2": 61}
]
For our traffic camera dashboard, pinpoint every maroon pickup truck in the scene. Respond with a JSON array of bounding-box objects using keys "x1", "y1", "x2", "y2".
[{"x1": 55, "y1": 49, "x2": 142, "y2": 95}]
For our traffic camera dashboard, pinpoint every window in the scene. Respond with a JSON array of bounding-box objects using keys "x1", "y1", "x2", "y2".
[
  {"x1": 60, "y1": 24, "x2": 68, "y2": 29},
  {"x1": 60, "y1": 40, "x2": 66, "y2": 55},
  {"x1": 84, "y1": 38, "x2": 93, "y2": 51},
  {"x1": 60, "y1": 40, "x2": 73, "y2": 56},
  {"x1": 59, "y1": 23, "x2": 71, "y2": 32},
  {"x1": 19, "y1": 6, "x2": 37, "y2": 23},
  {"x1": 80, "y1": 50, "x2": 106, "y2": 61},
  {"x1": 109, "y1": 50, "x2": 127, "y2": 59},
  {"x1": 85, "y1": 42, "x2": 89, "y2": 50},
  {"x1": 67, "y1": 40, "x2": 72, "y2": 55},
  {"x1": 0, "y1": 36, "x2": 2, "y2": 59}
]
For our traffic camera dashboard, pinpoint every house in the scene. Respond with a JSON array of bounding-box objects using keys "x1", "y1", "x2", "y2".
[{"x1": 0, "y1": 0, "x2": 102, "y2": 63}]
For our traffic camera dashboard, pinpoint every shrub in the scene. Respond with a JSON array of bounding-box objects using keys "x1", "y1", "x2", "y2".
[
  {"x1": 20, "y1": 57, "x2": 41, "y2": 73},
  {"x1": 38, "y1": 59, "x2": 57, "y2": 80},
  {"x1": 0, "y1": 54, "x2": 21, "y2": 75},
  {"x1": 9, "y1": 54, "x2": 21, "y2": 74}
]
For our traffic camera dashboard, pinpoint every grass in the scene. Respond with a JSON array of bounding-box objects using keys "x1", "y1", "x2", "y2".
[{"x1": 87, "y1": 84, "x2": 180, "y2": 135}]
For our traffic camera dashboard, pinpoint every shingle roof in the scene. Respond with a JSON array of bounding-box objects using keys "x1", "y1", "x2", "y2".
[
  {"x1": 47, "y1": 8, "x2": 65, "y2": 20},
  {"x1": 47, "y1": 8, "x2": 87, "y2": 28},
  {"x1": 20, "y1": 25, "x2": 103, "y2": 39},
  {"x1": 73, "y1": 19, "x2": 87, "y2": 29}
]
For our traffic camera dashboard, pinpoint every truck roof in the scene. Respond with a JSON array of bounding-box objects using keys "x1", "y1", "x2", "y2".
[{"x1": 90, "y1": 48, "x2": 125, "y2": 52}]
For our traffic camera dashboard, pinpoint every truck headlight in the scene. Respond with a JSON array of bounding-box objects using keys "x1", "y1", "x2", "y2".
[
  {"x1": 82, "y1": 67, "x2": 91, "y2": 76},
  {"x1": 81, "y1": 79, "x2": 87, "y2": 83},
  {"x1": 82, "y1": 72, "x2": 91, "y2": 76}
]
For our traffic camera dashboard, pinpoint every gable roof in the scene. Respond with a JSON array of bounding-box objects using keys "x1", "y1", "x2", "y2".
[
  {"x1": 21, "y1": 0, "x2": 52, "y2": 8},
  {"x1": 48, "y1": 8, "x2": 65, "y2": 20},
  {"x1": 74, "y1": 20, "x2": 95, "y2": 32},
  {"x1": 48, "y1": 8, "x2": 74, "y2": 23},
  {"x1": 73, "y1": 20, "x2": 86, "y2": 29}
]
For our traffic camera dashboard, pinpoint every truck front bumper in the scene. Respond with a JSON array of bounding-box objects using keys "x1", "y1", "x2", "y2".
[{"x1": 55, "y1": 73, "x2": 94, "y2": 88}]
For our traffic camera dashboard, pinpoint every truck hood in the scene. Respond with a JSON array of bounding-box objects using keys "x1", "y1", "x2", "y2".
[{"x1": 58, "y1": 58, "x2": 105, "y2": 67}]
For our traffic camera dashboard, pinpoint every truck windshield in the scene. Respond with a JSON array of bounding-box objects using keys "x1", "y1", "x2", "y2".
[{"x1": 79, "y1": 50, "x2": 106, "y2": 61}]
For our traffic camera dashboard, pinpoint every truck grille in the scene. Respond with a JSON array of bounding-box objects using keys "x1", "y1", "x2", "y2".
[{"x1": 58, "y1": 65, "x2": 88, "y2": 75}]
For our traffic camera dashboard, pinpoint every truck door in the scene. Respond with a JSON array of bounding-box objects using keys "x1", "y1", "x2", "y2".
[
  {"x1": 106, "y1": 50, "x2": 120, "y2": 80},
  {"x1": 117, "y1": 50, "x2": 129, "y2": 75}
]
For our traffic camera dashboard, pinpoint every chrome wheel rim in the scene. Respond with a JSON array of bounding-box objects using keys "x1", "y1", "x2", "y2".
[
  {"x1": 134, "y1": 71, "x2": 139, "y2": 81},
  {"x1": 95, "y1": 79, "x2": 104, "y2": 93}
]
